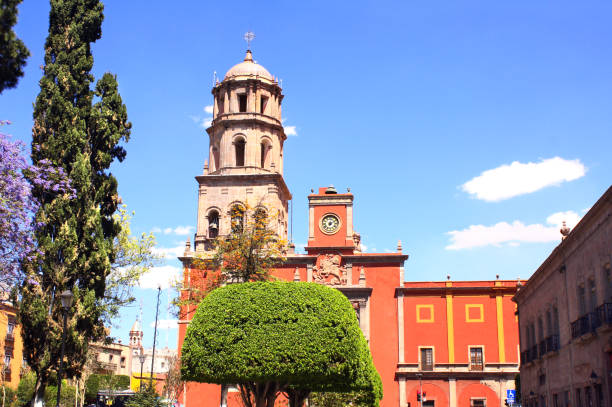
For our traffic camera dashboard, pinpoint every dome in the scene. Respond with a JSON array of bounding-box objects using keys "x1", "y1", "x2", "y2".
[
  {"x1": 130, "y1": 319, "x2": 141, "y2": 332},
  {"x1": 224, "y1": 50, "x2": 274, "y2": 81}
]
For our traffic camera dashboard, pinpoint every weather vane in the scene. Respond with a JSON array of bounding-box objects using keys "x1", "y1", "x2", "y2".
[{"x1": 243, "y1": 31, "x2": 255, "y2": 50}]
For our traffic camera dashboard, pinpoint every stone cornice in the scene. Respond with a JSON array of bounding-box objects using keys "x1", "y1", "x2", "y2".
[
  {"x1": 514, "y1": 184, "x2": 612, "y2": 302},
  {"x1": 195, "y1": 172, "x2": 292, "y2": 201},
  {"x1": 396, "y1": 284, "x2": 519, "y2": 297},
  {"x1": 308, "y1": 194, "x2": 353, "y2": 206},
  {"x1": 206, "y1": 112, "x2": 286, "y2": 140}
]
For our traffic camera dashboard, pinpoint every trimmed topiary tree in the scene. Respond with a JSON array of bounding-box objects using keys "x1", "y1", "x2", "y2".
[{"x1": 181, "y1": 281, "x2": 382, "y2": 407}]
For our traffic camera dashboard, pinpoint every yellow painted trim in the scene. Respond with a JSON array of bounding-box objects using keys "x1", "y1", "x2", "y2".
[
  {"x1": 416, "y1": 304, "x2": 434, "y2": 323},
  {"x1": 446, "y1": 294, "x2": 455, "y2": 363},
  {"x1": 465, "y1": 304, "x2": 484, "y2": 322},
  {"x1": 496, "y1": 295, "x2": 506, "y2": 363}
]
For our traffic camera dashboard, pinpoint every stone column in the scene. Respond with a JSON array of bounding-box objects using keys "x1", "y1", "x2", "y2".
[
  {"x1": 449, "y1": 378, "x2": 457, "y2": 407},
  {"x1": 399, "y1": 378, "x2": 407, "y2": 407}
]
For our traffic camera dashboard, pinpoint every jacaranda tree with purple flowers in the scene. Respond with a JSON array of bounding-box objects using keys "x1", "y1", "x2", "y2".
[
  {"x1": 0, "y1": 121, "x2": 36, "y2": 296},
  {"x1": 18, "y1": 1, "x2": 131, "y2": 405}
]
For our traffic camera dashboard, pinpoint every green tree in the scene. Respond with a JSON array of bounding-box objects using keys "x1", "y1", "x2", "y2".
[
  {"x1": 103, "y1": 205, "x2": 161, "y2": 324},
  {"x1": 181, "y1": 281, "x2": 381, "y2": 407},
  {"x1": 0, "y1": 0, "x2": 30, "y2": 93},
  {"x1": 176, "y1": 204, "x2": 286, "y2": 318},
  {"x1": 125, "y1": 385, "x2": 163, "y2": 407},
  {"x1": 18, "y1": 0, "x2": 131, "y2": 405}
]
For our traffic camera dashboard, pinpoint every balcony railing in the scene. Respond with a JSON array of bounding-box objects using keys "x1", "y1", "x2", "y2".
[
  {"x1": 470, "y1": 362, "x2": 484, "y2": 371},
  {"x1": 571, "y1": 312, "x2": 601, "y2": 339},
  {"x1": 597, "y1": 303, "x2": 612, "y2": 325},
  {"x1": 545, "y1": 334, "x2": 560, "y2": 353}
]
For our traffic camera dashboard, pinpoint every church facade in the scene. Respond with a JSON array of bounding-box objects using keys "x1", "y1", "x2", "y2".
[{"x1": 177, "y1": 50, "x2": 522, "y2": 407}]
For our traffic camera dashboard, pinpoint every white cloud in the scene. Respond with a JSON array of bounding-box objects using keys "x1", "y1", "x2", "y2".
[
  {"x1": 154, "y1": 226, "x2": 193, "y2": 236},
  {"x1": 546, "y1": 211, "x2": 581, "y2": 229},
  {"x1": 202, "y1": 118, "x2": 212, "y2": 128},
  {"x1": 152, "y1": 245, "x2": 185, "y2": 259},
  {"x1": 285, "y1": 126, "x2": 297, "y2": 136},
  {"x1": 204, "y1": 105, "x2": 214, "y2": 114},
  {"x1": 173, "y1": 225, "x2": 194, "y2": 236},
  {"x1": 461, "y1": 157, "x2": 586, "y2": 202},
  {"x1": 446, "y1": 210, "x2": 582, "y2": 250},
  {"x1": 188, "y1": 115, "x2": 201, "y2": 123},
  {"x1": 139, "y1": 265, "x2": 181, "y2": 290},
  {"x1": 150, "y1": 319, "x2": 178, "y2": 330}
]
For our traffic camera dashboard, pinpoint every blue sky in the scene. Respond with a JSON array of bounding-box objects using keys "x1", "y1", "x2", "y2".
[{"x1": 2, "y1": 1, "x2": 611, "y2": 349}]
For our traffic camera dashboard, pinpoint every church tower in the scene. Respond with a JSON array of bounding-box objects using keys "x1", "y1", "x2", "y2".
[{"x1": 192, "y1": 49, "x2": 292, "y2": 252}]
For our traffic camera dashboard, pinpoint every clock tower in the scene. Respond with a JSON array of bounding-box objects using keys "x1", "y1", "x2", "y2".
[{"x1": 190, "y1": 50, "x2": 292, "y2": 253}]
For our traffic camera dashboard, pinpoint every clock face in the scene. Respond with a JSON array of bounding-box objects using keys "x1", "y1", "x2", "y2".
[{"x1": 320, "y1": 214, "x2": 341, "y2": 234}]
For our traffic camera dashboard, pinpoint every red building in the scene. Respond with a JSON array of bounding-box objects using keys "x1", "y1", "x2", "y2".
[{"x1": 177, "y1": 50, "x2": 521, "y2": 407}]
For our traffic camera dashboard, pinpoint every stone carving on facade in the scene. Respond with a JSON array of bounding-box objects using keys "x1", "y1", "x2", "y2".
[{"x1": 313, "y1": 253, "x2": 347, "y2": 286}]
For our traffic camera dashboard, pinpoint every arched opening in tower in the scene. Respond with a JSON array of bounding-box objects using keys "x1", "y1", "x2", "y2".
[{"x1": 235, "y1": 139, "x2": 246, "y2": 167}]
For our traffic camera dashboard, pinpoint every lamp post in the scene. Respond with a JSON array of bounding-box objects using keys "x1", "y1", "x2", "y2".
[
  {"x1": 416, "y1": 373, "x2": 423, "y2": 407},
  {"x1": 56, "y1": 289, "x2": 73, "y2": 407},
  {"x1": 138, "y1": 349, "x2": 146, "y2": 392}
]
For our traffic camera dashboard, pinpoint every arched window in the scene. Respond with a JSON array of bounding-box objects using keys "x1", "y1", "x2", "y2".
[
  {"x1": 235, "y1": 138, "x2": 246, "y2": 167},
  {"x1": 260, "y1": 142, "x2": 270, "y2": 168},
  {"x1": 231, "y1": 205, "x2": 245, "y2": 233},
  {"x1": 208, "y1": 210, "x2": 219, "y2": 238},
  {"x1": 212, "y1": 147, "x2": 220, "y2": 171},
  {"x1": 254, "y1": 208, "x2": 267, "y2": 233}
]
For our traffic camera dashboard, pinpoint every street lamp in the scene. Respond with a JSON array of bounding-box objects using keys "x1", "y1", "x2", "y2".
[
  {"x1": 56, "y1": 289, "x2": 73, "y2": 407},
  {"x1": 138, "y1": 349, "x2": 146, "y2": 392},
  {"x1": 416, "y1": 373, "x2": 423, "y2": 407}
]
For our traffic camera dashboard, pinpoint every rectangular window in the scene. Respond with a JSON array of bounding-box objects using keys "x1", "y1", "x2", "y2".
[
  {"x1": 470, "y1": 347, "x2": 484, "y2": 371},
  {"x1": 588, "y1": 279, "x2": 597, "y2": 312},
  {"x1": 578, "y1": 285, "x2": 586, "y2": 316},
  {"x1": 260, "y1": 96, "x2": 268, "y2": 114},
  {"x1": 471, "y1": 399, "x2": 486, "y2": 407},
  {"x1": 4, "y1": 355, "x2": 10, "y2": 367},
  {"x1": 576, "y1": 388, "x2": 582, "y2": 407},
  {"x1": 218, "y1": 99, "x2": 224, "y2": 115},
  {"x1": 553, "y1": 394, "x2": 558, "y2": 407},
  {"x1": 420, "y1": 348, "x2": 433, "y2": 371},
  {"x1": 7, "y1": 322, "x2": 14, "y2": 336},
  {"x1": 564, "y1": 391, "x2": 570, "y2": 407},
  {"x1": 238, "y1": 94, "x2": 247, "y2": 112}
]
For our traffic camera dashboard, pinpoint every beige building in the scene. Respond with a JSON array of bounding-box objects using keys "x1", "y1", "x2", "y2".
[
  {"x1": 514, "y1": 185, "x2": 612, "y2": 407},
  {"x1": 88, "y1": 340, "x2": 131, "y2": 377}
]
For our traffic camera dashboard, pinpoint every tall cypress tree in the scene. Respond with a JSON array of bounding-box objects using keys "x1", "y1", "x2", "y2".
[{"x1": 19, "y1": 1, "x2": 130, "y2": 405}]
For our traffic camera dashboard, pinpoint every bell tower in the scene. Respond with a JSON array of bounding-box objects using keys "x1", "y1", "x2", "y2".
[{"x1": 192, "y1": 50, "x2": 292, "y2": 252}]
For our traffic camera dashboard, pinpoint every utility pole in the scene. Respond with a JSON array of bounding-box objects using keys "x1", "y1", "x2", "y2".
[{"x1": 150, "y1": 286, "x2": 161, "y2": 389}]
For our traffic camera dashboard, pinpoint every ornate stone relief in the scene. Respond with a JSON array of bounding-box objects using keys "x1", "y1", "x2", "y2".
[{"x1": 313, "y1": 253, "x2": 348, "y2": 286}]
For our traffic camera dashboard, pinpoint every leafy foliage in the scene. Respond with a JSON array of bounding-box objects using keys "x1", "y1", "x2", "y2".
[
  {"x1": 85, "y1": 373, "x2": 130, "y2": 402},
  {"x1": 18, "y1": 0, "x2": 131, "y2": 404},
  {"x1": 162, "y1": 354, "x2": 183, "y2": 405},
  {"x1": 14, "y1": 372, "x2": 76, "y2": 407},
  {"x1": 124, "y1": 386, "x2": 164, "y2": 407},
  {"x1": 176, "y1": 204, "x2": 286, "y2": 318},
  {"x1": 0, "y1": 0, "x2": 30, "y2": 93},
  {"x1": 102, "y1": 206, "x2": 161, "y2": 324},
  {"x1": 181, "y1": 281, "x2": 377, "y2": 407}
]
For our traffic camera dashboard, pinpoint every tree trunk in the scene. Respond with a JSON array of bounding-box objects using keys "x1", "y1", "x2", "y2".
[
  {"x1": 288, "y1": 389, "x2": 310, "y2": 407},
  {"x1": 31, "y1": 376, "x2": 46, "y2": 407}
]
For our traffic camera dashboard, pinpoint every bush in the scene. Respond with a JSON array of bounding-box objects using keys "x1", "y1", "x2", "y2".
[
  {"x1": 1, "y1": 386, "x2": 16, "y2": 407},
  {"x1": 125, "y1": 386, "x2": 163, "y2": 407}
]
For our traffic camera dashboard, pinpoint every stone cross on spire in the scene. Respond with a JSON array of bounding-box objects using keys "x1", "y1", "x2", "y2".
[{"x1": 243, "y1": 31, "x2": 255, "y2": 50}]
